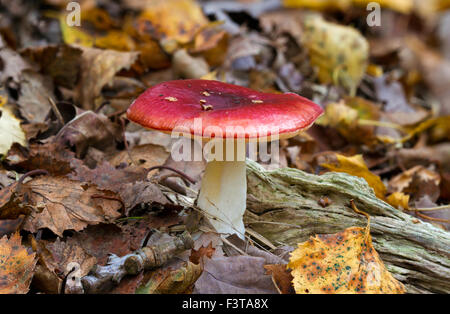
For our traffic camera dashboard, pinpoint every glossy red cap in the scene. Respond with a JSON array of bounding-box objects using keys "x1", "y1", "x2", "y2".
[{"x1": 127, "y1": 79, "x2": 323, "y2": 139}]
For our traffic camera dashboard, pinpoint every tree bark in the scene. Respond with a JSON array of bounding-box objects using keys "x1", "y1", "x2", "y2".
[{"x1": 244, "y1": 160, "x2": 450, "y2": 294}]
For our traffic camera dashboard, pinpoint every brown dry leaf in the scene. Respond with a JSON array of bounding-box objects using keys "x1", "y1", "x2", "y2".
[
  {"x1": 264, "y1": 264, "x2": 295, "y2": 294},
  {"x1": 0, "y1": 35, "x2": 31, "y2": 84},
  {"x1": 302, "y1": 14, "x2": 369, "y2": 94},
  {"x1": 108, "y1": 144, "x2": 169, "y2": 169},
  {"x1": 21, "y1": 44, "x2": 82, "y2": 89},
  {"x1": 23, "y1": 176, "x2": 122, "y2": 236},
  {"x1": 388, "y1": 165, "x2": 441, "y2": 202},
  {"x1": 136, "y1": 261, "x2": 202, "y2": 294},
  {"x1": 33, "y1": 238, "x2": 97, "y2": 294},
  {"x1": 8, "y1": 143, "x2": 79, "y2": 176},
  {"x1": 0, "y1": 232, "x2": 37, "y2": 294},
  {"x1": 75, "y1": 46, "x2": 139, "y2": 109},
  {"x1": 69, "y1": 161, "x2": 149, "y2": 192},
  {"x1": 17, "y1": 70, "x2": 54, "y2": 124},
  {"x1": 0, "y1": 216, "x2": 24, "y2": 237},
  {"x1": 0, "y1": 181, "x2": 33, "y2": 220},
  {"x1": 288, "y1": 222, "x2": 405, "y2": 294},
  {"x1": 55, "y1": 111, "x2": 121, "y2": 158},
  {"x1": 386, "y1": 192, "x2": 410, "y2": 210},
  {"x1": 321, "y1": 154, "x2": 386, "y2": 199},
  {"x1": 193, "y1": 254, "x2": 278, "y2": 294},
  {"x1": 404, "y1": 37, "x2": 450, "y2": 116},
  {"x1": 317, "y1": 99, "x2": 380, "y2": 146},
  {"x1": 189, "y1": 242, "x2": 215, "y2": 265}
]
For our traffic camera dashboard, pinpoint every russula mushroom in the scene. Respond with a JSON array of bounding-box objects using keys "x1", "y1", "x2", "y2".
[{"x1": 127, "y1": 79, "x2": 323, "y2": 239}]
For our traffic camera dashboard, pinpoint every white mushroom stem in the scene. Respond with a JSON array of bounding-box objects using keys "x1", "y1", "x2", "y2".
[{"x1": 197, "y1": 141, "x2": 247, "y2": 239}]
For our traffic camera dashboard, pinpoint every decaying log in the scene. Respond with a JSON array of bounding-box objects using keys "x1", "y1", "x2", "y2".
[{"x1": 244, "y1": 160, "x2": 450, "y2": 294}]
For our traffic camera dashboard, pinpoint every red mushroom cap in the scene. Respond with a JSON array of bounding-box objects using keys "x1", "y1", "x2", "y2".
[{"x1": 127, "y1": 79, "x2": 323, "y2": 139}]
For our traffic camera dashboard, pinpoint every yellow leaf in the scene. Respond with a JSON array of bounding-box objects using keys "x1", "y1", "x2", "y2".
[
  {"x1": 283, "y1": 0, "x2": 413, "y2": 14},
  {"x1": 321, "y1": 154, "x2": 386, "y2": 199},
  {"x1": 0, "y1": 232, "x2": 37, "y2": 294},
  {"x1": 137, "y1": 0, "x2": 208, "y2": 44},
  {"x1": 95, "y1": 30, "x2": 136, "y2": 51},
  {"x1": 59, "y1": 15, "x2": 94, "y2": 47},
  {"x1": 386, "y1": 192, "x2": 410, "y2": 210},
  {"x1": 0, "y1": 106, "x2": 27, "y2": 155},
  {"x1": 352, "y1": 0, "x2": 413, "y2": 14},
  {"x1": 302, "y1": 14, "x2": 369, "y2": 95},
  {"x1": 288, "y1": 206, "x2": 405, "y2": 294},
  {"x1": 283, "y1": 0, "x2": 351, "y2": 10},
  {"x1": 366, "y1": 64, "x2": 383, "y2": 77}
]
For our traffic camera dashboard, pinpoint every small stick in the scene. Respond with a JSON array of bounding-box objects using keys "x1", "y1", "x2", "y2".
[
  {"x1": 350, "y1": 199, "x2": 371, "y2": 240},
  {"x1": 147, "y1": 165, "x2": 196, "y2": 184},
  {"x1": 48, "y1": 97, "x2": 65, "y2": 125},
  {"x1": 415, "y1": 211, "x2": 450, "y2": 224},
  {"x1": 17, "y1": 169, "x2": 49, "y2": 188},
  {"x1": 408, "y1": 204, "x2": 450, "y2": 212}
]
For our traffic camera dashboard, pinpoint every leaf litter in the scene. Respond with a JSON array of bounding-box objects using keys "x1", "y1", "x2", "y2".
[{"x1": 0, "y1": 0, "x2": 449, "y2": 295}]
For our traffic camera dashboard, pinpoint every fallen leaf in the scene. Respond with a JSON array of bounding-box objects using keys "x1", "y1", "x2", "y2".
[
  {"x1": 33, "y1": 238, "x2": 96, "y2": 294},
  {"x1": 0, "y1": 35, "x2": 31, "y2": 84},
  {"x1": 0, "y1": 216, "x2": 24, "y2": 237},
  {"x1": 264, "y1": 264, "x2": 295, "y2": 294},
  {"x1": 75, "y1": 46, "x2": 139, "y2": 110},
  {"x1": 321, "y1": 154, "x2": 387, "y2": 199},
  {"x1": 388, "y1": 165, "x2": 441, "y2": 202},
  {"x1": 21, "y1": 44, "x2": 82, "y2": 89},
  {"x1": 0, "y1": 232, "x2": 37, "y2": 294},
  {"x1": 108, "y1": 144, "x2": 169, "y2": 169},
  {"x1": 17, "y1": 70, "x2": 54, "y2": 124},
  {"x1": 302, "y1": 14, "x2": 369, "y2": 94},
  {"x1": 193, "y1": 254, "x2": 278, "y2": 294},
  {"x1": 386, "y1": 192, "x2": 410, "y2": 210},
  {"x1": 283, "y1": 0, "x2": 413, "y2": 14},
  {"x1": 189, "y1": 242, "x2": 215, "y2": 265},
  {"x1": 288, "y1": 223, "x2": 405, "y2": 294},
  {"x1": 136, "y1": 0, "x2": 208, "y2": 45},
  {"x1": 23, "y1": 176, "x2": 122, "y2": 236},
  {"x1": 0, "y1": 106, "x2": 27, "y2": 156},
  {"x1": 0, "y1": 180, "x2": 33, "y2": 220},
  {"x1": 55, "y1": 110, "x2": 121, "y2": 158},
  {"x1": 69, "y1": 161, "x2": 149, "y2": 192}
]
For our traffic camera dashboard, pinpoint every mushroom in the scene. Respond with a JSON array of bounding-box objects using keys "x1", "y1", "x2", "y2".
[{"x1": 127, "y1": 79, "x2": 323, "y2": 239}]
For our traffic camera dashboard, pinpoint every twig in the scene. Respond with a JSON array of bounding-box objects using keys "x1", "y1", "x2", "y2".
[
  {"x1": 415, "y1": 211, "x2": 450, "y2": 224},
  {"x1": 409, "y1": 204, "x2": 450, "y2": 212},
  {"x1": 17, "y1": 169, "x2": 49, "y2": 188},
  {"x1": 147, "y1": 165, "x2": 196, "y2": 184},
  {"x1": 48, "y1": 97, "x2": 65, "y2": 125}
]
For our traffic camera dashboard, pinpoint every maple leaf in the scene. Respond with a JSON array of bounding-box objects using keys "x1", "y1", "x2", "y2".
[{"x1": 0, "y1": 232, "x2": 37, "y2": 294}]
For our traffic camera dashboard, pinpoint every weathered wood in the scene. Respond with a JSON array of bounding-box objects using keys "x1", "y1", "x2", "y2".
[{"x1": 244, "y1": 160, "x2": 450, "y2": 294}]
